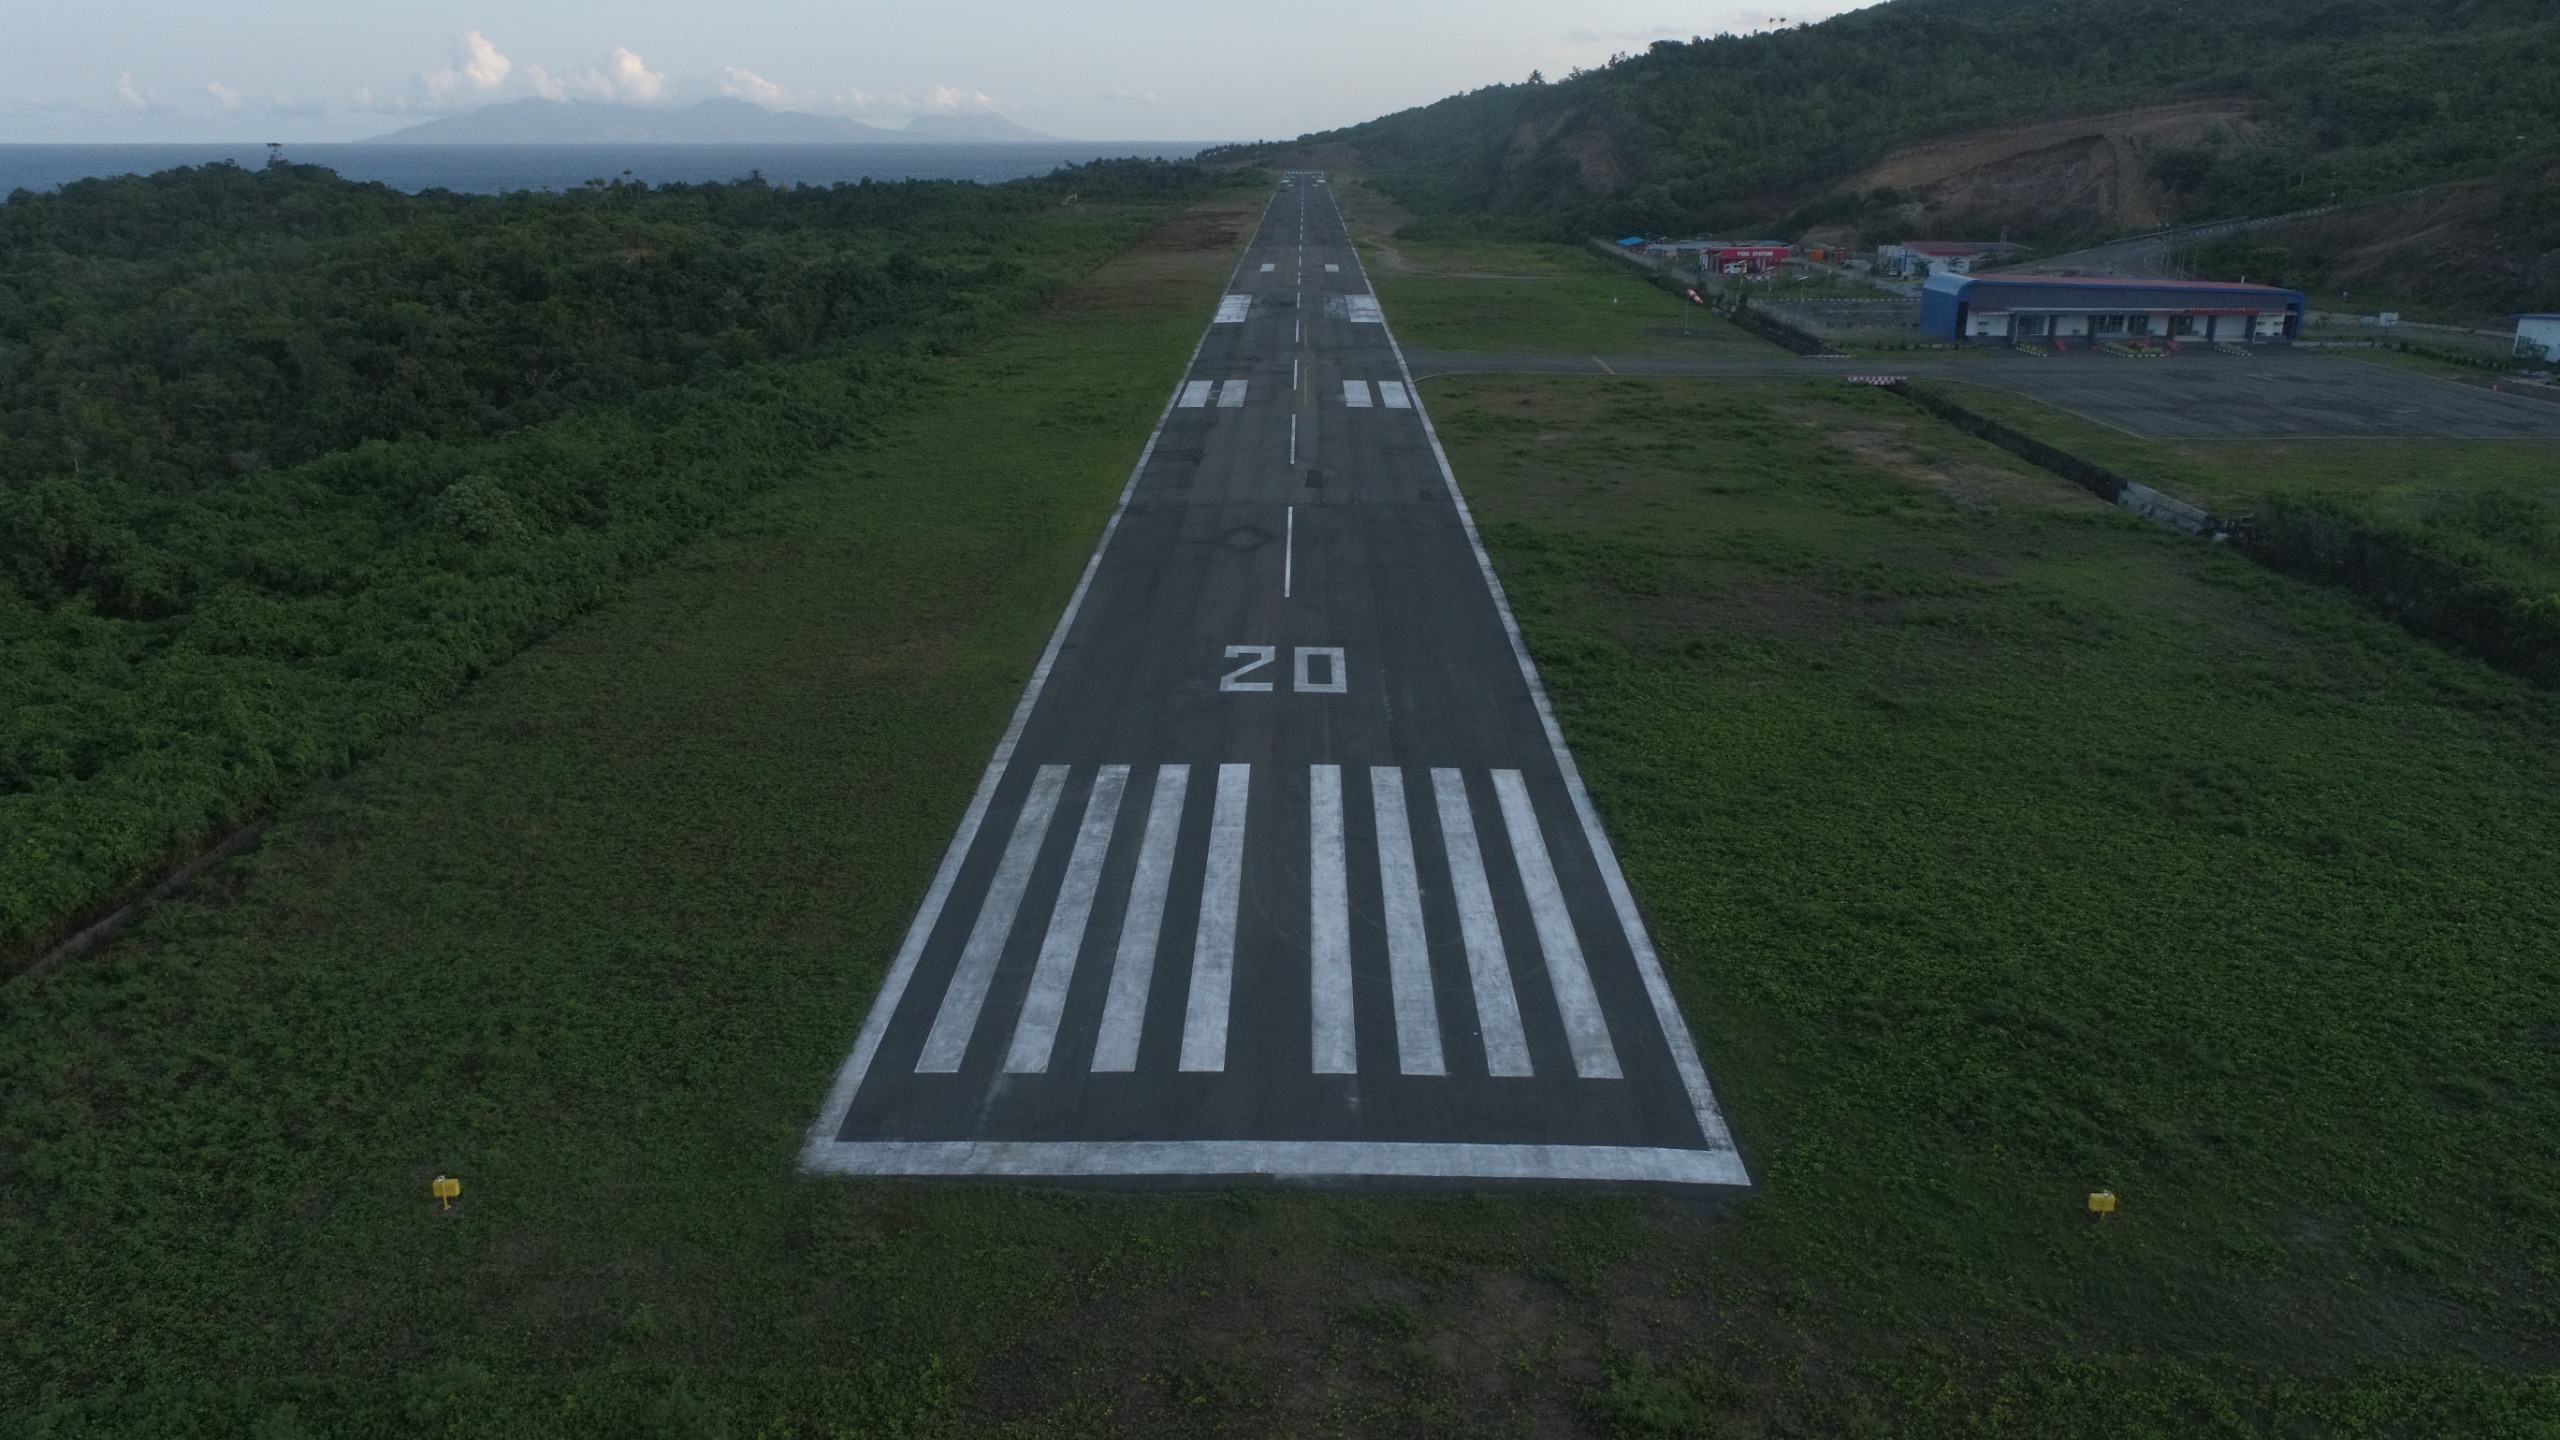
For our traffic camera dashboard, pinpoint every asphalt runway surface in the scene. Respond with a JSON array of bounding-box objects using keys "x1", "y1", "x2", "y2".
[
  {"x1": 803, "y1": 177, "x2": 1749, "y2": 1189},
  {"x1": 1402, "y1": 348, "x2": 2560, "y2": 440}
]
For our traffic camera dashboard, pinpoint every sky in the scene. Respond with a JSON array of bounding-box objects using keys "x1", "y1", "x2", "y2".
[{"x1": 0, "y1": 0, "x2": 1883, "y2": 144}]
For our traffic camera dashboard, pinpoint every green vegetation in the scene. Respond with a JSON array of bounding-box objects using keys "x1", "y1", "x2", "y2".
[
  {"x1": 9, "y1": 233, "x2": 2558, "y2": 1428},
  {"x1": 0, "y1": 157, "x2": 1236, "y2": 965},
  {"x1": 2183, "y1": 177, "x2": 2560, "y2": 321},
  {"x1": 1221, "y1": 0, "x2": 2560, "y2": 245},
  {"x1": 1440, "y1": 374, "x2": 2560, "y2": 1428}
]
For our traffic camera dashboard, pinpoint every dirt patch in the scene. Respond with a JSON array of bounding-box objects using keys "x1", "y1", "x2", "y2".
[{"x1": 1849, "y1": 97, "x2": 2261, "y2": 239}]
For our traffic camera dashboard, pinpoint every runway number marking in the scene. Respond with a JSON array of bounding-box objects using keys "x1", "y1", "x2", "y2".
[
  {"x1": 1294, "y1": 646, "x2": 1347, "y2": 694},
  {"x1": 1220, "y1": 645, "x2": 1276, "y2": 692},
  {"x1": 1220, "y1": 646, "x2": 1349, "y2": 693}
]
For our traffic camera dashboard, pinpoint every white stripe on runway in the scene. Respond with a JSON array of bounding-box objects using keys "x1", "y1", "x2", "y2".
[
  {"x1": 1379, "y1": 381, "x2": 1411, "y2": 410},
  {"x1": 1180, "y1": 763, "x2": 1252, "y2": 1072},
  {"x1": 1370, "y1": 767, "x2": 1444, "y2": 1076},
  {"x1": 1004, "y1": 766, "x2": 1129, "y2": 1073},
  {"x1": 1260, "y1": 262, "x2": 1276, "y2": 273},
  {"x1": 1178, "y1": 380, "x2": 1213, "y2": 408},
  {"x1": 1218, "y1": 379, "x2": 1249, "y2": 408},
  {"x1": 1347, "y1": 295, "x2": 1383, "y2": 323},
  {"x1": 1310, "y1": 765, "x2": 1354, "y2": 1074},
  {"x1": 1325, "y1": 263, "x2": 1341, "y2": 273},
  {"x1": 1492, "y1": 770, "x2": 1621, "y2": 1079},
  {"x1": 918, "y1": 765, "x2": 1068, "y2": 1073},
  {"x1": 1215, "y1": 294, "x2": 1251, "y2": 323},
  {"x1": 1093, "y1": 764, "x2": 1188, "y2": 1072},
  {"x1": 1341, "y1": 380, "x2": 1372, "y2": 408},
  {"x1": 1431, "y1": 768, "x2": 1531, "y2": 1077}
]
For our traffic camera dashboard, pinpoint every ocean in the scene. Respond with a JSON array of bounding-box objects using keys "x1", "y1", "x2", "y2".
[{"x1": 0, "y1": 141, "x2": 1221, "y2": 197}]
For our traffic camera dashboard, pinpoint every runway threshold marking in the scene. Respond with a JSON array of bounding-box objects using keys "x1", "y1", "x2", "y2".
[
  {"x1": 1093, "y1": 765, "x2": 1189, "y2": 1072},
  {"x1": 1215, "y1": 294, "x2": 1251, "y2": 323},
  {"x1": 1343, "y1": 379, "x2": 1373, "y2": 408},
  {"x1": 1177, "y1": 763, "x2": 1253, "y2": 1073},
  {"x1": 1001, "y1": 764, "x2": 1129, "y2": 1074},
  {"x1": 1178, "y1": 380, "x2": 1213, "y2": 408}
]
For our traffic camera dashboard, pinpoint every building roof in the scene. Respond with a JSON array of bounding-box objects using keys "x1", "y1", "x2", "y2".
[
  {"x1": 1899, "y1": 240, "x2": 2020, "y2": 255},
  {"x1": 1924, "y1": 271, "x2": 2306, "y2": 309}
]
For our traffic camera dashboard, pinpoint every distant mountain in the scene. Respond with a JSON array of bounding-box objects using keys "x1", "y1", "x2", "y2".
[
  {"x1": 901, "y1": 113, "x2": 1055, "y2": 142},
  {"x1": 364, "y1": 97, "x2": 1053, "y2": 145}
]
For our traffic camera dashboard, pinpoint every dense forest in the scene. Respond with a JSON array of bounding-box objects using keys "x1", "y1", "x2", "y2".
[
  {"x1": 1218, "y1": 0, "x2": 2560, "y2": 248},
  {"x1": 0, "y1": 156, "x2": 1235, "y2": 965}
]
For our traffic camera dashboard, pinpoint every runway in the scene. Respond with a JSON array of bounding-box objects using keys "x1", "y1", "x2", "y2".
[{"x1": 803, "y1": 177, "x2": 1748, "y2": 1189}]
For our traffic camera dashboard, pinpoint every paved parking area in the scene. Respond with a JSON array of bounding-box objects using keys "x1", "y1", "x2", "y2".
[{"x1": 1401, "y1": 348, "x2": 2560, "y2": 440}]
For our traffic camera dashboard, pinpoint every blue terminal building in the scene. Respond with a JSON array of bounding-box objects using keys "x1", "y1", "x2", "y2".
[{"x1": 1921, "y1": 272, "x2": 2307, "y2": 345}]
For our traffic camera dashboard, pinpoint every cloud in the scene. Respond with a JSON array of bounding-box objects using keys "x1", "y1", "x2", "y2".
[
  {"x1": 206, "y1": 81, "x2": 242, "y2": 109},
  {"x1": 423, "y1": 30, "x2": 512, "y2": 101},
  {"x1": 416, "y1": 34, "x2": 668, "y2": 109},
  {"x1": 604, "y1": 48, "x2": 665, "y2": 102},
  {"x1": 116, "y1": 73, "x2": 148, "y2": 109},
  {"x1": 720, "y1": 68, "x2": 790, "y2": 107},
  {"x1": 919, "y1": 84, "x2": 1001, "y2": 114}
]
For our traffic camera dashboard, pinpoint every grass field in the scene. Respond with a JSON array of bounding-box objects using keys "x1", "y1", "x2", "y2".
[{"x1": 9, "y1": 202, "x2": 2560, "y2": 1435}]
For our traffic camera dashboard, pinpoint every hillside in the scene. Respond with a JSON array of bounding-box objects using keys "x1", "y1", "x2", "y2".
[{"x1": 1229, "y1": 0, "x2": 2560, "y2": 251}]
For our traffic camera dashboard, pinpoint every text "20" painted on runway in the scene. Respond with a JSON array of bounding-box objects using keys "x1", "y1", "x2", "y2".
[{"x1": 1220, "y1": 645, "x2": 1348, "y2": 694}]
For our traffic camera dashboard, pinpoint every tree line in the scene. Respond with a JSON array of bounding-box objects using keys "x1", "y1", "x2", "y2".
[{"x1": 0, "y1": 155, "x2": 1244, "y2": 964}]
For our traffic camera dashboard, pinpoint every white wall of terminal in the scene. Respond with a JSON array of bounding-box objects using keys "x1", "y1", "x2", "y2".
[{"x1": 1965, "y1": 309, "x2": 2286, "y2": 340}]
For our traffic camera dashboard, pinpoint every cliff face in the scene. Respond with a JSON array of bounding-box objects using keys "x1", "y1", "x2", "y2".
[{"x1": 1841, "y1": 99, "x2": 2265, "y2": 241}]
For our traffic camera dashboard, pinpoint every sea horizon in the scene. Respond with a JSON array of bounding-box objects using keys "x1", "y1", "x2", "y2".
[{"x1": 0, "y1": 140, "x2": 1230, "y2": 197}]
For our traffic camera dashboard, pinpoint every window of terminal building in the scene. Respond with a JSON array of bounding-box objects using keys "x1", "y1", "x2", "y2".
[
  {"x1": 2127, "y1": 314, "x2": 2152, "y2": 336},
  {"x1": 2017, "y1": 315, "x2": 2048, "y2": 337},
  {"x1": 2093, "y1": 315, "x2": 2127, "y2": 335},
  {"x1": 2170, "y1": 315, "x2": 2200, "y2": 337}
]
